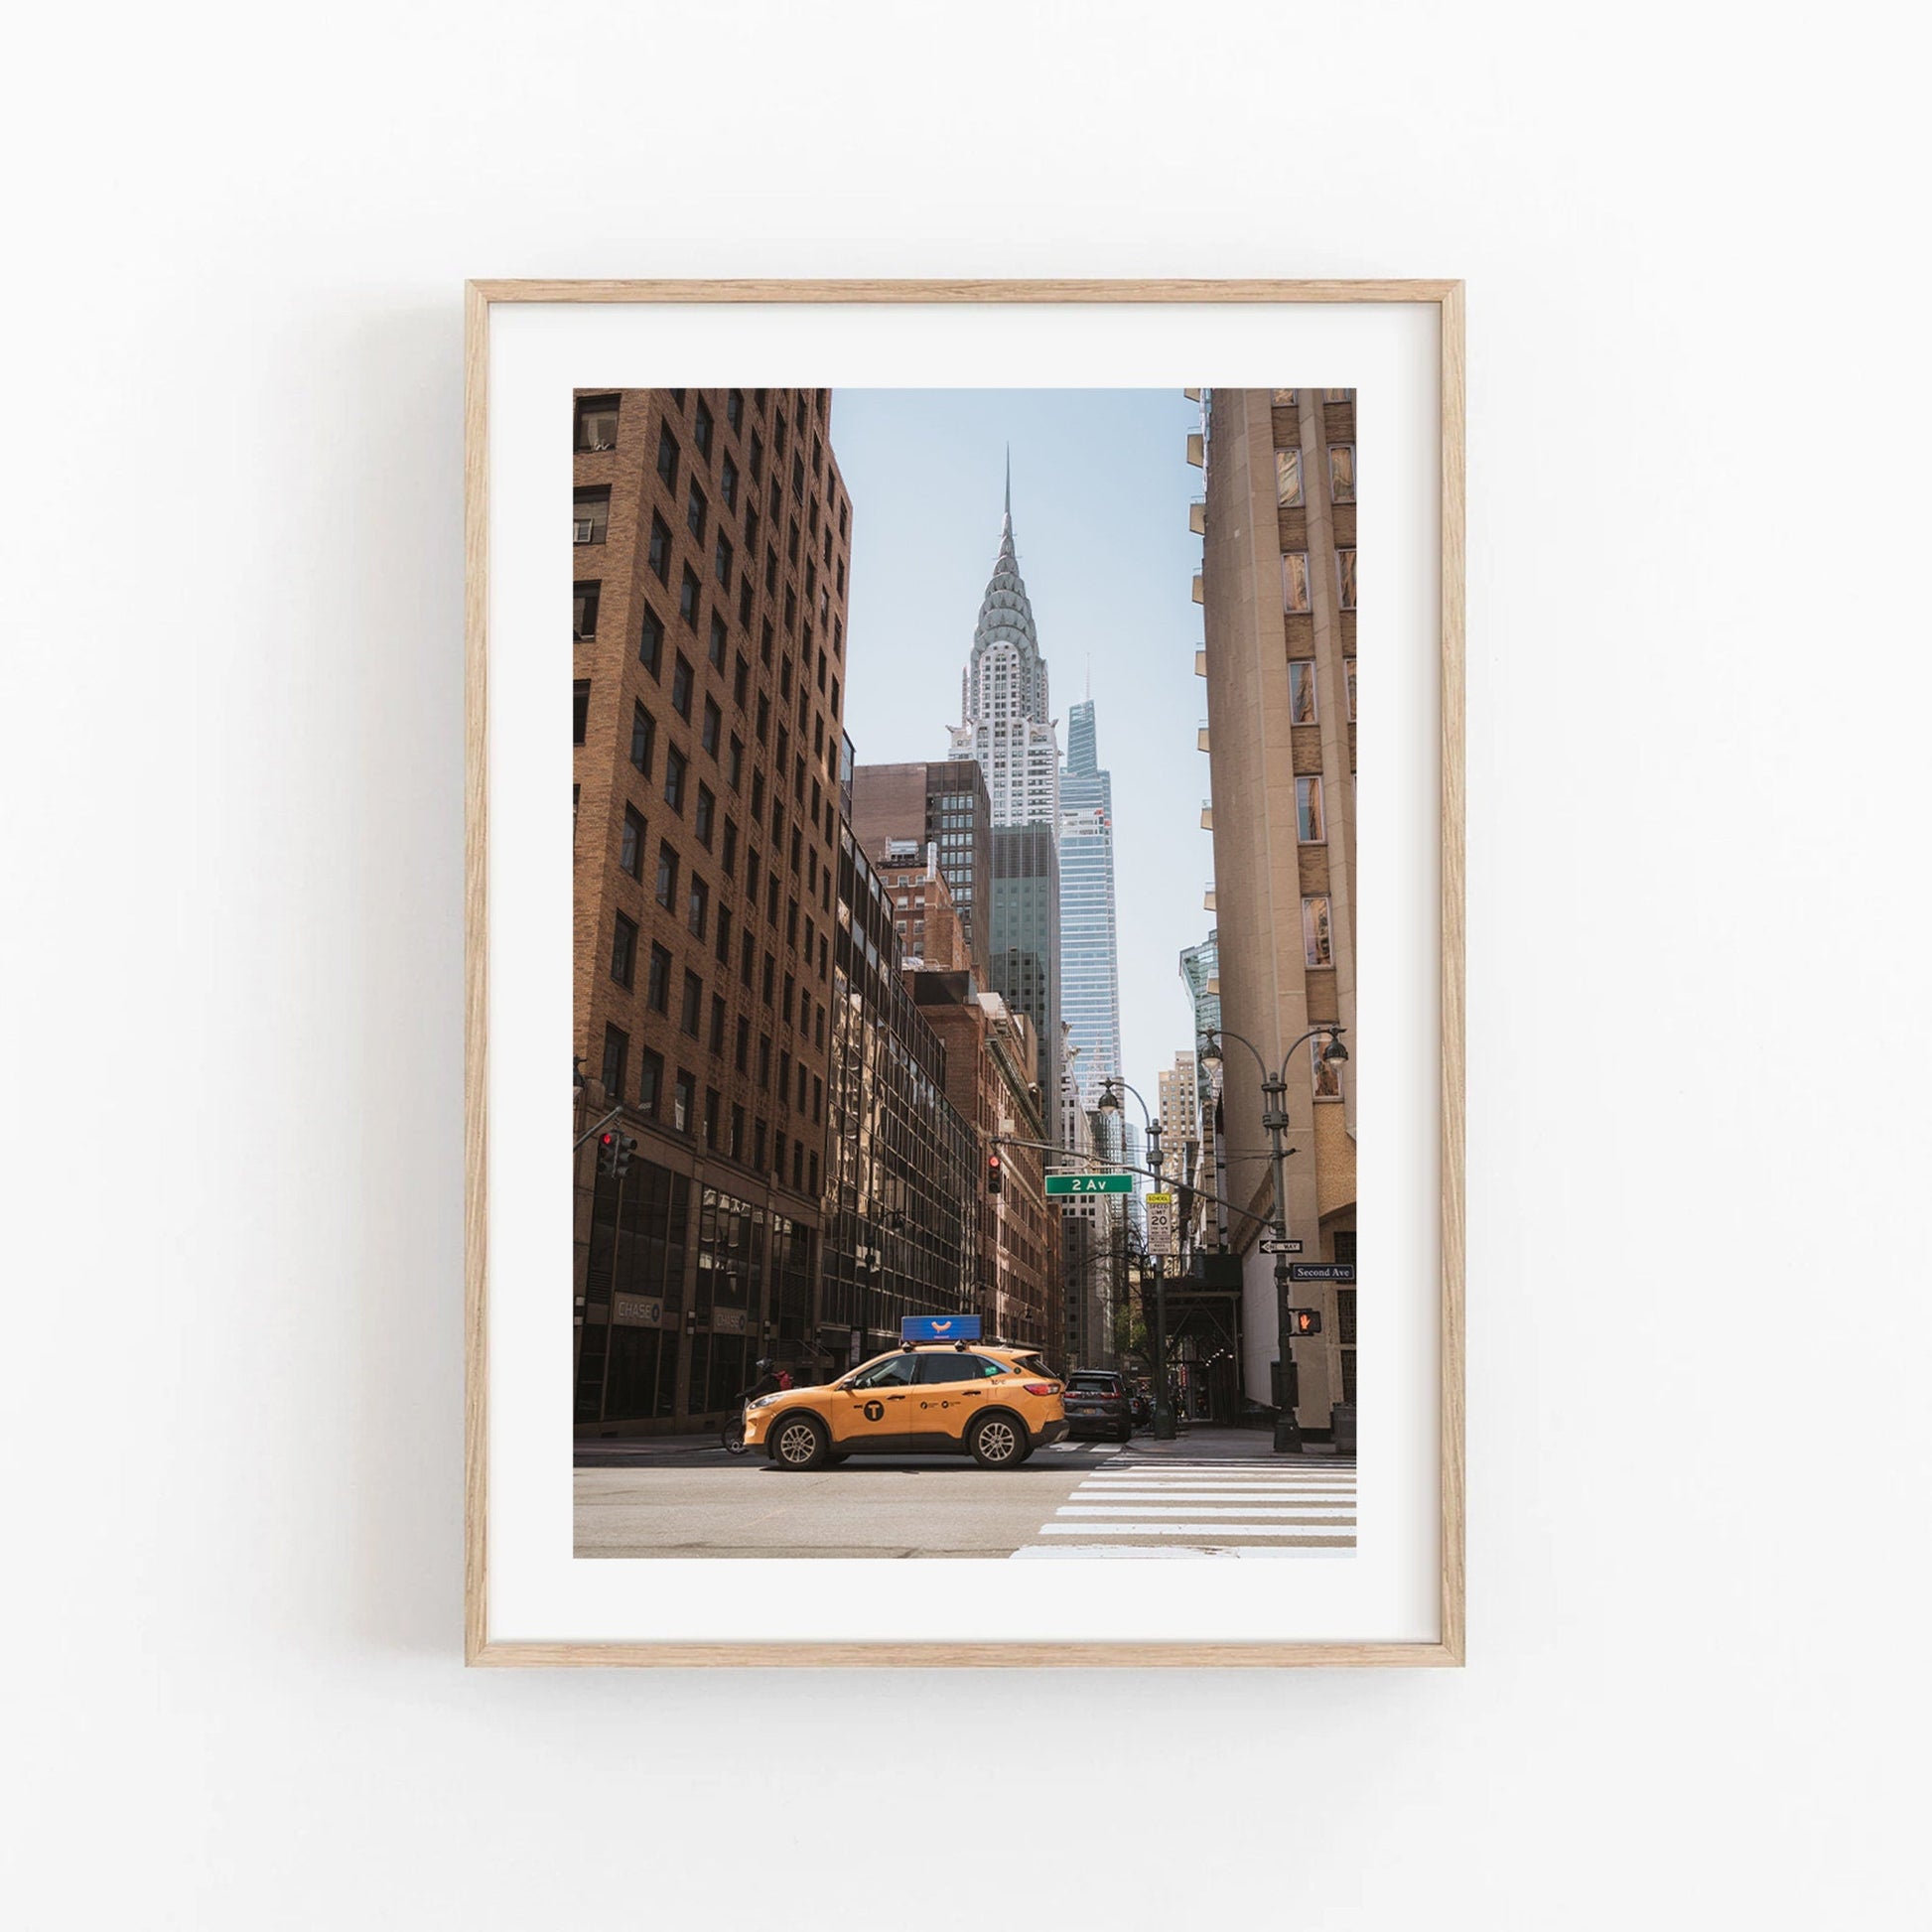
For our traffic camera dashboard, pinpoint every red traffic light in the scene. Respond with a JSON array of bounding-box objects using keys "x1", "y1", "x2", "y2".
[{"x1": 986, "y1": 1152, "x2": 1003, "y2": 1195}]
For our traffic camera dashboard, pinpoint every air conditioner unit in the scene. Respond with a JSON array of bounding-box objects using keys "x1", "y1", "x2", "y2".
[{"x1": 574, "y1": 520, "x2": 596, "y2": 543}]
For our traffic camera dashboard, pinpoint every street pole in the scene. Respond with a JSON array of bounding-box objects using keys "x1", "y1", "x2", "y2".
[
  {"x1": 1261, "y1": 1072, "x2": 1302, "y2": 1453},
  {"x1": 1148, "y1": 1116, "x2": 1173, "y2": 1441}
]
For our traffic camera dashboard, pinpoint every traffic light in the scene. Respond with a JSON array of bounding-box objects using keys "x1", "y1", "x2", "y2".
[
  {"x1": 613, "y1": 1133, "x2": 636, "y2": 1180},
  {"x1": 598, "y1": 1131, "x2": 620, "y2": 1177},
  {"x1": 1289, "y1": 1307, "x2": 1322, "y2": 1337},
  {"x1": 986, "y1": 1152, "x2": 1003, "y2": 1196}
]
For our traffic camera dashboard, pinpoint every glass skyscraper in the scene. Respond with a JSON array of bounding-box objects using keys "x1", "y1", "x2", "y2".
[{"x1": 1058, "y1": 697, "x2": 1124, "y2": 1115}]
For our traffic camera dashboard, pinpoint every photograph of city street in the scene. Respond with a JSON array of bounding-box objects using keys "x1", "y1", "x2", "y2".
[{"x1": 571, "y1": 386, "x2": 1359, "y2": 1558}]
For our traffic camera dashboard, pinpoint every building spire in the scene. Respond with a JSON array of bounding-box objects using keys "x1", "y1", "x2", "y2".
[{"x1": 1004, "y1": 443, "x2": 1011, "y2": 523}]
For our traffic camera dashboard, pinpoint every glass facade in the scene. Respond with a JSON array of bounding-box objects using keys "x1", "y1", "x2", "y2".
[
  {"x1": 820, "y1": 826, "x2": 978, "y2": 1361},
  {"x1": 1058, "y1": 698, "x2": 1124, "y2": 1116}
]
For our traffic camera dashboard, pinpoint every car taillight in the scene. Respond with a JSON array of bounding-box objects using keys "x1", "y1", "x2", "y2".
[{"x1": 1025, "y1": 1382, "x2": 1055, "y2": 1397}]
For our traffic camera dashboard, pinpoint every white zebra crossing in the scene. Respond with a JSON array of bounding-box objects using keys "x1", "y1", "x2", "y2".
[{"x1": 1012, "y1": 1453, "x2": 1357, "y2": 1558}]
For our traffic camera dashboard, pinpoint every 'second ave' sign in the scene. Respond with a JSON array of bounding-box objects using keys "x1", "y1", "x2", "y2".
[{"x1": 1044, "y1": 1173, "x2": 1134, "y2": 1195}]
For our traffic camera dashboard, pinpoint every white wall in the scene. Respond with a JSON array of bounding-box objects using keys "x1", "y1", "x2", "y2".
[{"x1": 5, "y1": 2, "x2": 1927, "y2": 1925}]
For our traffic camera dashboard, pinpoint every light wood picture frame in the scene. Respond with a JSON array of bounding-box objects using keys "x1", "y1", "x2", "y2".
[{"x1": 465, "y1": 279, "x2": 1464, "y2": 1666}]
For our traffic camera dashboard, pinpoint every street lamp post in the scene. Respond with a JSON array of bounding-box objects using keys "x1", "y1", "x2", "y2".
[
  {"x1": 1097, "y1": 1076, "x2": 1173, "y2": 1441},
  {"x1": 1197, "y1": 1025, "x2": 1349, "y2": 1454}
]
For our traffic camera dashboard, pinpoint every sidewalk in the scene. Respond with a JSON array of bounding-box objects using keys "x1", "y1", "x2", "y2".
[{"x1": 1126, "y1": 1426, "x2": 1349, "y2": 1461}]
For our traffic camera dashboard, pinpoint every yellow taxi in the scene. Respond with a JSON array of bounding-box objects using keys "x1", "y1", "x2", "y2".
[{"x1": 743, "y1": 1342, "x2": 1068, "y2": 1469}]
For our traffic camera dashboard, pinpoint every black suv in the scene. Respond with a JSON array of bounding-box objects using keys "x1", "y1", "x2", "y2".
[{"x1": 1061, "y1": 1368, "x2": 1135, "y2": 1443}]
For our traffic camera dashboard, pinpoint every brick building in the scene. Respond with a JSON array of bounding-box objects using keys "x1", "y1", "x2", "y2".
[
  {"x1": 849, "y1": 759, "x2": 993, "y2": 986},
  {"x1": 1194, "y1": 387, "x2": 1358, "y2": 1436},
  {"x1": 820, "y1": 814, "x2": 979, "y2": 1366},
  {"x1": 907, "y1": 968, "x2": 1055, "y2": 1360},
  {"x1": 571, "y1": 386, "x2": 854, "y2": 1431}
]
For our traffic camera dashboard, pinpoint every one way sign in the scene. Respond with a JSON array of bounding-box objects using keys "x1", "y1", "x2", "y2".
[{"x1": 1259, "y1": 1237, "x2": 1304, "y2": 1255}]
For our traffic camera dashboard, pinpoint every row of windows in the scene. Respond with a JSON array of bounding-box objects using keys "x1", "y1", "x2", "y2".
[
  {"x1": 1275, "y1": 443, "x2": 1356, "y2": 508},
  {"x1": 1283, "y1": 548, "x2": 1357, "y2": 615},
  {"x1": 598, "y1": 1019, "x2": 827, "y2": 1190},
  {"x1": 1287, "y1": 657, "x2": 1358, "y2": 726}
]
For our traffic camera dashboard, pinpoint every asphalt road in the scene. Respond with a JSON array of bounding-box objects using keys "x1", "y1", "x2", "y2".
[{"x1": 573, "y1": 1437, "x2": 1358, "y2": 1559}]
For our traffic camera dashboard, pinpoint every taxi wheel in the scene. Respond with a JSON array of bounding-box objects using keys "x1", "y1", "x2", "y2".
[
  {"x1": 770, "y1": 1414, "x2": 827, "y2": 1470},
  {"x1": 969, "y1": 1412, "x2": 1027, "y2": 1469}
]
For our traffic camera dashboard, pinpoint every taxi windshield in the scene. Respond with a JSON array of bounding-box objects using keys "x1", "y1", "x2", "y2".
[{"x1": 850, "y1": 1354, "x2": 918, "y2": 1390}]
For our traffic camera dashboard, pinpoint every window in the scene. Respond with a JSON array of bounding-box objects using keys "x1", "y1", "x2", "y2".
[
  {"x1": 754, "y1": 1119, "x2": 766, "y2": 1169},
  {"x1": 573, "y1": 486, "x2": 611, "y2": 546},
  {"x1": 687, "y1": 875, "x2": 709, "y2": 940},
  {"x1": 1322, "y1": 387, "x2": 1353, "y2": 403},
  {"x1": 600, "y1": 1024, "x2": 627, "y2": 1101},
  {"x1": 750, "y1": 430, "x2": 764, "y2": 480},
  {"x1": 708, "y1": 614, "x2": 728, "y2": 670},
  {"x1": 663, "y1": 747, "x2": 687, "y2": 814},
  {"x1": 727, "y1": 389, "x2": 744, "y2": 432},
  {"x1": 735, "y1": 1017, "x2": 751, "y2": 1072},
  {"x1": 621, "y1": 806, "x2": 645, "y2": 878},
  {"x1": 610, "y1": 913, "x2": 637, "y2": 988},
  {"x1": 693, "y1": 398, "x2": 713, "y2": 459},
  {"x1": 1296, "y1": 775, "x2": 1325, "y2": 844},
  {"x1": 670, "y1": 654, "x2": 693, "y2": 721},
  {"x1": 1336, "y1": 548, "x2": 1357, "y2": 611},
  {"x1": 679, "y1": 567, "x2": 701, "y2": 627},
  {"x1": 1328, "y1": 443, "x2": 1356, "y2": 503},
  {"x1": 758, "y1": 1035, "x2": 771, "y2": 1087},
  {"x1": 1283, "y1": 551, "x2": 1313, "y2": 614},
  {"x1": 648, "y1": 513, "x2": 671, "y2": 583},
  {"x1": 778, "y1": 1048, "x2": 791, "y2": 1105},
  {"x1": 714, "y1": 902, "x2": 732, "y2": 966},
  {"x1": 576, "y1": 394, "x2": 620, "y2": 451},
  {"x1": 733, "y1": 654, "x2": 750, "y2": 710},
  {"x1": 1271, "y1": 388, "x2": 1299, "y2": 406},
  {"x1": 1312, "y1": 1041, "x2": 1343, "y2": 1101},
  {"x1": 637, "y1": 1048, "x2": 663, "y2": 1117},
  {"x1": 646, "y1": 943, "x2": 671, "y2": 1013},
  {"x1": 1288, "y1": 659, "x2": 1318, "y2": 726},
  {"x1": 1275, "y1": 448, "x2": 1304, "y2": 507},
  {"x1": 730, "y1": 1104, "x2": 746, "y2": 1161},
  {"x1": 694, "y1": 782, "x2": 715, "y2": 849},
  {"x1": 680, "y1": 971, "x2": 703, "y2": 1036},
  {"x1": 573, "y1": 680, "x2": 590, "y2": 746},
  {"x1": 656, "y1": 426, "x2": 679, "y2": 488},
  {"x1": 759, "y1": 620, "x2": 773, "y2": 669},
  {"x1": 702, "y1": 1085, "x2": 720, "y2": 1151},
  {"x1": 629, "y1": 702, "x2": 653, "y2": 775},
  {"x1": 761, "y1": 952, "x2": 775, "y2": 1005},
  {"x1": 636, "y1": 602, "x2": 664, "y2": 678},
  {"x1": 687, "y1": 483, "x2": 707, "y2": 542},
  {"x1": 655, "y1": 842, "x2": 678, "y2": 910},
  {"x1": 739, "y1": 930, "x2": 754, "y2": 989},
  {"x1": 708, "y1": 995, "x2": 727, "y2": 1056},
  {"x1": 737, "y1": 578, "x2": 753, "y2": 629},
  {"x1": 722, "y1": 817, "x2": 739, "y2": 876},
  {"x1": 714, "y1": 532, "x2": 734, "y2": 589},
  {"x1": 1303, "y1": 896, "x2": 1334, "y2": 968},
  {"x1": 673, "y1": 1070, "x2": 695, "y2": 1135},
  {"x1": 572, "y1": 582, "x2": 600, "y2": 639},
  {"x1": 1345, "y1": 656, "x2": 1358, "y2": 722},
  {"x1": 702, "y1": 698, "x2": 722, "y2": 759}
]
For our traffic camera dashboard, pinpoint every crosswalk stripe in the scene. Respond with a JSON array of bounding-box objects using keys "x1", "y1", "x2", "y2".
[
  {"x1": 1060, "y1": 1504, "x2": 1357, "y2": 1521},
  {"x1": 1039, "y1": 1523, "x2": 1355, "y2": 1543},
  {"x1": 1013, "y1": 1544, "x2": 1355, "y2": 1560}
]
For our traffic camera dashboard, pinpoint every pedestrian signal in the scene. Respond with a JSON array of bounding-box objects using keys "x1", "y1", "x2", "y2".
[{"x1": 1289, "y1": 1307, "x2": 1322, "y2": 1337}]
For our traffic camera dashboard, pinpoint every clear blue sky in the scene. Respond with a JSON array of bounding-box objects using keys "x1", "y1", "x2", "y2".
[{"x1": 828, "y1": 388, "x2": 1212, "y2": 1121}]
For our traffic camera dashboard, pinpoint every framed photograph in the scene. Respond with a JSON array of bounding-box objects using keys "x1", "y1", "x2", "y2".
[{"x1": 466, "y1": 280, "x2": 1464, "y2": 1665}]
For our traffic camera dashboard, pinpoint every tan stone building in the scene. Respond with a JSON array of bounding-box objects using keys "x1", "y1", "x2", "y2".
[
  {"x1": 571, "y1": 386, "x2": 853, "y2": 1431},
  {"x1": 1194, "y1": 387, "x2": 1358, "y2": 1436}
]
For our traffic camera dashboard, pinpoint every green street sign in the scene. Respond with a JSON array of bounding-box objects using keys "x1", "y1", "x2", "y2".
[{"x1": 1045, "y1": 1173, "x2": 1134, "y2": 1196}]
